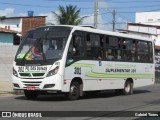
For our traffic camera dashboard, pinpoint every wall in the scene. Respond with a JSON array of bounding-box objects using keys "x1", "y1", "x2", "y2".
[
  {"x1": 0, "y1": 45, "x2": 18, "y2": 81},
  {"x1": 0, "y1": 18, "x2": 22, "y2": 33},
  {"x1": 0, "y1": 33, "x2": 14, "y2": 44},
  {"x1": 22, "y1": 16, "x2": 45, "y2": 37},
  {"x1": 128, "y1": 25, "x2": 160, "y2": 46},
  {"x1": 136, "y1": 12, "x2": 160, "y2": 26}
]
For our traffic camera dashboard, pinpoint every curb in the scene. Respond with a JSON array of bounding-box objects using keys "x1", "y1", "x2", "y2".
[
  {"x1": 0, "y1": 81, "x2": 24, "y2": 96},
  {"x1": 12, "y1": 90, "x2": 24, "y2": 95},
  {"x1": 0, "y1": 90, "x2": 24, "y2": 96}
]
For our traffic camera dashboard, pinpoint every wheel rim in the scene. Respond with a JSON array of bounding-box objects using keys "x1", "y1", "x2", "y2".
[
  {"x1": 70, "y1": 85, "x2": 78, "y2": 96},
  {"x1": 125, "y1": 83, "x2": 130, "y2": 93}
]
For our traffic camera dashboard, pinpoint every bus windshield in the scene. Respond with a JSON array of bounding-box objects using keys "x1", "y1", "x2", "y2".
[{"x1": 15, "y1": 27, "x2": 72, "y2": 62}]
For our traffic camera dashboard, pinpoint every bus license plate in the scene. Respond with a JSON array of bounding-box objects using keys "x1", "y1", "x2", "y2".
[{"x1": 26, "y1": 86, "x2": 36, "y2": 90}]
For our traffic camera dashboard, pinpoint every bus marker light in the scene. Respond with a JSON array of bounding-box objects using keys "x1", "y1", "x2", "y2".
[{"x1": 64, "y1": 80, "x2": 67, "y2": 84}]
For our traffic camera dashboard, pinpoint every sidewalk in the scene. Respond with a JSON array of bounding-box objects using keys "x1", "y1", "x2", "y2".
[{"x1": 0, "y1": 81, "x2": 23, "y2": 96}]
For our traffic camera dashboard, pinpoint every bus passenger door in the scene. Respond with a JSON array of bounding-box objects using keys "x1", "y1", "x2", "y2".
[{"x1": 66, "y1": 31, "x2": 84, "y2": 65}]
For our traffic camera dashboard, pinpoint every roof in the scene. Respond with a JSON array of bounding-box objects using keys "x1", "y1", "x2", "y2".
[
  {"x1": 128, "y1": 23, "x2": 160, "y2": 29},
  {"x1": 117, "y1": 28, "x2": 157, "y2": 35},
  {"x1": 0, "y1": 27, "x2": 18, "y2": 34},
  {"x1": 32, "y1": 25, "x2": 153, "y2": 42}
]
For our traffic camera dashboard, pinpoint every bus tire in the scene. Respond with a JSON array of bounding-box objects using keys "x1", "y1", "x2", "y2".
[
  {"x1": 67, "y1": 82, "x2": 80, "y2": 100},
  {"x1": 24, "y1": 90, "x2": 38, "y2": 99},
  {"x1": 123, "y1": 81, "x2": 133, "y2": 95}
]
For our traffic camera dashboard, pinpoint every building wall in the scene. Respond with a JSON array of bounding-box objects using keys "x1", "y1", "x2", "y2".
[
  {"x1": 127, "y1": 24, "x2": 160, "y2": 46},
  {"x1": 0, "y1": 45, "x2": 18, "y2": 81},
  {"x1": 0, "y1": 33, "x2": 14, "y2": 44},
  {"x1": 0, "y1": 18, "x2": 22, "y2": 33},
  {"x1": 22, "y1": 17, "x2": 45, "y2": 37},
  {"x1": 136, "y1": 12, "x2": 160, "y2": 26}
]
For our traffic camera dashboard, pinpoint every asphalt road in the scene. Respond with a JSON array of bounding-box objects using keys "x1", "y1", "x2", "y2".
[{"x1": 0, "y1": 84, "x2": 160, "y2": 120}]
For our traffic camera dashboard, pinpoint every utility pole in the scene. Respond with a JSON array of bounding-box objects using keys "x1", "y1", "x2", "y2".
[
  {"x1": 112, "y1": 10, "x2": 116, "y2": 32},
  {"x1": 94, "y1": 1, "x2": 98, "y2": 28}
]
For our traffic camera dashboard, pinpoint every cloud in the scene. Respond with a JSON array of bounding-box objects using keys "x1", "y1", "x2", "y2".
[
  {"x1": 81, "y1": 14, "x2": 108, "y2": 30},
  {"x1": 19, "y1": 12, "x2": 27, "y2": 16},
  {"x1": 39, "y1": 11, "x2": 59, "y2": 25},
  {"x1": 0, "y1": 8, "x2": 14, "y2": 16},
  {"x1": 81, "y1": 15, "x2": 94, "y2": 26},
  {"x1": 98, "y1": 0, "x2": 108, "y2": 9}
]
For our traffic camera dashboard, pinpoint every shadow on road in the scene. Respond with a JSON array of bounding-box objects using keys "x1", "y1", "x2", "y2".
[
  {"x1": 133, "y1": 89, "x2": 150, "y2": 94},
  {"x1": 14, "y1": 94, "x2": 68, "y2": 102},
  {"x1": 14, "y1": 89, "x2": 151, "y2": 102}
]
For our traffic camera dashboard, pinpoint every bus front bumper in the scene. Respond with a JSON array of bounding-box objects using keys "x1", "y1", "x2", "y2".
[{"x1": 12, "y1": 74, "x2": 63, "y2": 91}]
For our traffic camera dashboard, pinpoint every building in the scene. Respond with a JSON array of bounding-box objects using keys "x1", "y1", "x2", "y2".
[
  {"x1": 0, "y1": 27, "x2": 18, "y2": 45},
  {"x1": 0, "y1": 15, "x2": 46, "y2": 82},
  {"x1": 124, "y1": 23, "x2": 160, "y2": 47},
  {"x1": 118, "y1": 12, "x2": 160, "y2": 49},
  {"x1": 118, "y1": 11, "x2": 160, "y2": 79},
  {"x1": 0, "y1": 16, "x2": 46, "y2": 44},
  {"x1": 136, "y1": 12, "x2": 160, "y2": 26}
]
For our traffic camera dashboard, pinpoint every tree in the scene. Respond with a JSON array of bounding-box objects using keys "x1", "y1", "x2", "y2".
[{"x1": 53, "y1": 5, "x2": 85, "y2": 25}]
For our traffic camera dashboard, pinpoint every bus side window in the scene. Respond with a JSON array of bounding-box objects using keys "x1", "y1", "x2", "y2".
[
  {"x1": 73, "y1": 36, "x2": 80, "y2": 56},
  {"x1": 117, "y1": 50, "x2": 121, "y2": 60},
  {"x1": 123, "y1": 39, "x2": 133, "y2": 62},
  {"x1": 66, "y1": 32, "x2": 84, "y2": 65},
  {"x1": 149, "y1": 42, "x2": 153, "y2": 63},
  {"x1": 98, "y1": 35, "x2": 105, "y2": 59},
  {"x1": 86, "y1": 34, "x2": 91, "y2": 57}
]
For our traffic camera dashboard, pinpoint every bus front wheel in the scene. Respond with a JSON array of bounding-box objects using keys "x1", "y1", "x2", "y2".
[
  {"x1": 67, "y1": 82, "x2": 80, "y2": 100},
  {"x1": 24, "y1": 90, "x2": 39, "y2": 99}
]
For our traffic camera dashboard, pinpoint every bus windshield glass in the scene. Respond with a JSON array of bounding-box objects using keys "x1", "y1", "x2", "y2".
[{"x1": 15, "y1": 27, "x2": 72, "y2": 62}]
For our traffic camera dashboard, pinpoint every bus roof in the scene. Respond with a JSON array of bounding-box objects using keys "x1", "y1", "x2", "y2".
[
  {"x1": 33, "y1": 25, "x2": 153, "y2": 42},
  {"x1": 72, "y1": 26, "x2": 153, "y2": 42}
]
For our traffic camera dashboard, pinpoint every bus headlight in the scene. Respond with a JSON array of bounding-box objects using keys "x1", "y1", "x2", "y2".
[
  {"x1": 13, "y1": 67, "x2": 18, "y2": 77},
  {"x1": 46, "y1": 66, "x2": 59, "y2": 77}
]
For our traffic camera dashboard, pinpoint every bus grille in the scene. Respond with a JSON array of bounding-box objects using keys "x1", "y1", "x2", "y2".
[
  {"x1": 32, "y1": 73, "x2": 45, "y2": 77},
  {"x1": 19, "y1": 73, "x2": 45, "y2": 77},
  {"x1": 19, "y1": 73, "x2": 31, "y2": 77},
  {"x1": 22, "y1": 81, "x2": 42, "y2": 87}
]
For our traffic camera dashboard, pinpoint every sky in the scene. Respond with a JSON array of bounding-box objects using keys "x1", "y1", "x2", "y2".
[{"x1": 0, "y1": 0, "x2": 160, "y2": 31}]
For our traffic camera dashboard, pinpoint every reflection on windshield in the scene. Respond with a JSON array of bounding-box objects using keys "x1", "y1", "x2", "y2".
[{"x1": 16, "y1": 27, "x2": 71, "y2": 61}]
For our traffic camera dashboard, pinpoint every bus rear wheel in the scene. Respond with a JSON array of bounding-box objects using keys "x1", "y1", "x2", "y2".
[
  {"x1": 115, "y1": 81, "x2": 133, "y2": 95},
  {"x1": 123, "y1": 81, "x2": 133, "y2": 95},
  {"x1": 24, "y1": 90, "x2": 39, "y2": 99},
  {"x1": 67, "y1": 82, "x2": 80, "y2": 100}
]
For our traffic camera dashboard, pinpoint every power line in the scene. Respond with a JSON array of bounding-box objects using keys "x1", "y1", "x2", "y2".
[
  {"x1": 1, "y1": 1, "x2": 160, "y2": 10},
  {"x1": 44, "y1": 0, "x2": 160, "y2": 3},
  {"x1": 101, "y1": 4, "x2": 160, "y2": 9},
  {"x1": 44, "y1": 0, "x2": 94, "y2": 2},
  {"x1": 107, "y1": 0, "x2": 160, "y2": 4},
  {"x1": 0, "y1": 1, "x2": 94, "y2": 10},
  {"x1": 0, "y1": 2, "x2": 58, "y2": 8}
]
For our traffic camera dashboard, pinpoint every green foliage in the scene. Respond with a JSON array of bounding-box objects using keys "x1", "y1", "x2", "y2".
[
  {"x1": 53, "y1": 5, "x2": 85, "y2": 25},
  {"x1": 0, "y1": 16, "x2": 6, "y2": 19}
]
